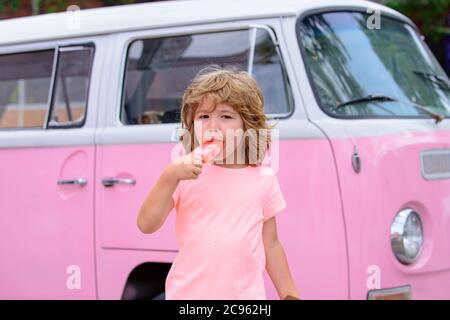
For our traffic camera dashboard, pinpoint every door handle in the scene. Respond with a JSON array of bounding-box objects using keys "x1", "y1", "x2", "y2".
[
  {"x1": 102, "y1": 177, "x2": 136, "y2": 187},
  {"x1": 57, "y1": 177, "x2": 87, "y2": 187}
]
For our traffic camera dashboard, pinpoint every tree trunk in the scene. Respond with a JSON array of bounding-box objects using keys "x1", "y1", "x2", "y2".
[{"x1": 31, "y1": 0, "x2": 40, "y2": 15}]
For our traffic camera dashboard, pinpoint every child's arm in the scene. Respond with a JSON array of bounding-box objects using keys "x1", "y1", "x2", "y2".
[
  {"x1": 137, "y1": 153, "x2": 203, "y2": 234},
  {"x1": 263, "y1": 216, "x2": 300, "y2": 300}
]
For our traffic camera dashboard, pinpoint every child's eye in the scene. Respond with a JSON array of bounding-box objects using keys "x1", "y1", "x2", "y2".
[{"x1": 198, "y1": 115, "x2": 232, "y2": 119}]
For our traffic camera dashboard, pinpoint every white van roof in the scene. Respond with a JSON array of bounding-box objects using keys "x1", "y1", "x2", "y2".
[{"x1": 0, "y1": 0, "x2": 412, "y2": 47}]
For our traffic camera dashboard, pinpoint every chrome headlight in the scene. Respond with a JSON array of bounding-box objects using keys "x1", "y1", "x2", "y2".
[{"x1": 390, "y1": 208, "x2": 423, "y2": 265}]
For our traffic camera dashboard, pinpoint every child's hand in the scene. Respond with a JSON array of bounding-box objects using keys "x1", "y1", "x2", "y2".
[{"x1": 165, "y1": 152, "x2": 203, "y2": 181}]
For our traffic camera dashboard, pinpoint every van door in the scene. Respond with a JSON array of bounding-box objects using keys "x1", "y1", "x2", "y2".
[
  {"x1": 97, "y1": 27, "x2": 274, "y2": 253},
  {"x1": 0, "y1": 41, "x2": 99, "y2": 298},
  {"x1": 295, "y1": 11, "x2": 450, "y2": 299},
  {"x1": 97, "y1": 23, "x2": 307, "y2": 252},
  {"x1": 96, "y1": 20, "x2": 349, "y2": 300}
]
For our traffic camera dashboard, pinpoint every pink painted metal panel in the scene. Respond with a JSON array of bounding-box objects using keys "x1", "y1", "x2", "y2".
[
  {"x1": 0, "y1": 146, "x2": 97, "y2": 299},
  {"x1": 329, "y1": 129, "x2": 450, "y2": 299}
]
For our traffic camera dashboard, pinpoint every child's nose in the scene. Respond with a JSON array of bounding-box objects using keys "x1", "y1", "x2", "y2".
[
  {"x1": 204, "y1": 128, "x2": 222, "y2": 141},
  {"x1": 204, "y1": 117, "x2": 220, "y2": 131},
  {"x1": 206, "y1": 116, "x2": 219, "y2": 129},
  {"x1": 205, "y1": 128, "x2": 220, "y2": 135}
]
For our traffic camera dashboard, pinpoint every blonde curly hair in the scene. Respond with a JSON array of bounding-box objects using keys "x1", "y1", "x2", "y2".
[{"x1": 178, "y1": 65, "x2": 277, "y2": 166}]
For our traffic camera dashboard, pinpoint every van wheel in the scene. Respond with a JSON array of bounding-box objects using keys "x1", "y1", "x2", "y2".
[{"x1": 121, "y1": 263, "x2": 171, "y2": 300}]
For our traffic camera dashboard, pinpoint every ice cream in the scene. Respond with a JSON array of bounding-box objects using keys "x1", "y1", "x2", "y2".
[{"x1": 193, "y1": 140, "x2": 223, "y2": 163}]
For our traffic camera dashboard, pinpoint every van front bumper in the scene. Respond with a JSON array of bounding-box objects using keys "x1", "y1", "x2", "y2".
[{"x1": 367, "y1": 285, "x2": 412, "y2": 300}]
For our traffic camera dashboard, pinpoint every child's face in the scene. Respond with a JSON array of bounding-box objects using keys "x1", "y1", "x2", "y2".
[{"x1": 193, "y1": 97, "x2": 245, "y2": 164}]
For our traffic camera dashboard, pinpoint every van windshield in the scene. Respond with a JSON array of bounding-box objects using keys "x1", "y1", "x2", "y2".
[{"x1": 297, "y1": 11, "x2": 450, "y2": 119}]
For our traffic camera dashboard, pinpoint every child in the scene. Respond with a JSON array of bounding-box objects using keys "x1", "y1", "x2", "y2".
[{"x1": 137, "y1": 66, "x2": 300, "y2": 300}]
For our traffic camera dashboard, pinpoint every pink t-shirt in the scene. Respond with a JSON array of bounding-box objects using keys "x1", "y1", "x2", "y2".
[{"x1": 165, "y1": 163, "x2": 287, "y2": 300}]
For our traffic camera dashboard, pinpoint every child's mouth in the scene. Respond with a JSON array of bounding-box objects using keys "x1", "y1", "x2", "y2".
[
  {"x1": 203, "y1": 136, "x2": 223, "y2": 145},
  {"x1": 196, "y1": 139, "x2": 224, "y2": 163},
  {"x1": 203, "y1": 139, "x2": 223, "y2": 151}
]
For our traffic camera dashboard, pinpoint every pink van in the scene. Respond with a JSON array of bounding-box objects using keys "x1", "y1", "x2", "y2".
[{"x1": 0, "y1": 0, "x2": 449, "y2": 300}]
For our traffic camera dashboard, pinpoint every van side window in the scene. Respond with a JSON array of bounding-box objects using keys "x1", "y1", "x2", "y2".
[
  {"x1": 121, "y1": 27, "x2": 292, "y2": 125},
  {"x1": 0, "y1": 50, "x2": 54, "y2": 129},
  {"x1": 47, "y1": 45, "x2": 95, "y2": 128},
  {"x1": 0, "y1": 44, "x2": 94, "y2": 130},
  {"x1": 252, "y1": 28, "x2": 292, "y2": 115}
]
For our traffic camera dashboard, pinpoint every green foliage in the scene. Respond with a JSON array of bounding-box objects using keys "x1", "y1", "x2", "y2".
[
  {"x1": 385, "y1": 0, "x2": 450, "y2": 42},
  {"x1": 0, "y1": 0, "x2": 21, "y2": 13},
  {"x1": 43, "y1": 0, "x2": 69, "y2": 13}
]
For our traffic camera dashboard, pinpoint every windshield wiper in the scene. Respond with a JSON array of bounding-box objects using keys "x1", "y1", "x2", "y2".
[
  {"x1": 336, "y1": 94, "x2": 395, "y2": 109},
  {"x1": 336, "y1": 94, "x2": 445, "y2": 124},
  {"x1": 413, "y1": 70, "x2": 450, "y2": 91}
]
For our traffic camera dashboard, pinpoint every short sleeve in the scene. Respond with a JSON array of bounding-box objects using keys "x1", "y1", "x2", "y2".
[
  {"x1": 172, "y1": 181, "x2": 182, "y2": 210},
  {"x1": 262, "y1": 175, "x2": 287, "y2": 222}
]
